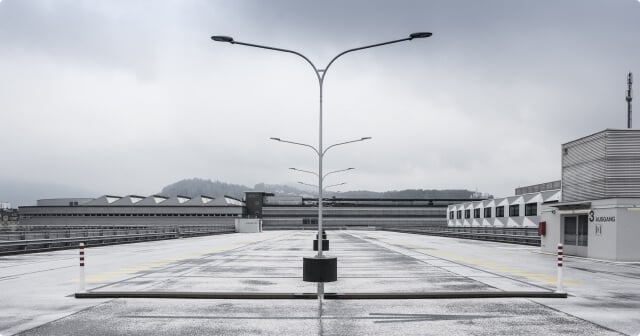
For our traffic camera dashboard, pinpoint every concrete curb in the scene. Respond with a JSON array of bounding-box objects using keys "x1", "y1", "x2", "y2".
[{"x1": 75, "y1": 291, "x2": 568, "y2": 300}]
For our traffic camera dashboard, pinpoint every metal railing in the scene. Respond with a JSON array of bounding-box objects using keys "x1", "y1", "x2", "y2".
[
  {"x1": 381, "y1": 226, "x2": 540, "y2": 246},
  {"x1": 260, "y1": 224, "x2": 540, "y2": 246},
  {"x1": 0, "y1": 224, "x2": 235, "y2": 255}
]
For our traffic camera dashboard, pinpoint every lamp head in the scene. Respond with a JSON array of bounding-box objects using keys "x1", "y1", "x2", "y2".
[
  {"x1": 211, "y1": 35, "x2": 234, "y2": 43},
  {"x1": 270, "y1": 137, "x2": 281, "y2": 141},
  {"x1": 409, "y1": 32, "x2": 432, "y2": 39},
  {"x1": 361, "y1": 137, "x2": 372, "y2": 140}
]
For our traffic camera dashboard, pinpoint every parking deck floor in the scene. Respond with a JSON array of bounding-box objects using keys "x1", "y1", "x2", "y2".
[{"x1": 1, "y1": 230, "x2": 639, "y2": 335}]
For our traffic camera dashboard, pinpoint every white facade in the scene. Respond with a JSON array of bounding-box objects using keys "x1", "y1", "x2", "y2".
[
  {"x1": 235, "y1": 218, "x2": 263, "y2": 233},
  {"x1": 541, "y1": 198, "x2": 640, "y2": 261},
  {"x1": 539, "y1": 129, "x2": 640, "y2": 261},
  {"x1": 447, "y1": 189, "x2": 561, "y2": 228}
]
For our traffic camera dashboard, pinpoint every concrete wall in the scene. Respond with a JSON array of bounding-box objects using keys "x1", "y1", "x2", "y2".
[
  {"x1": 589, "y1": 204, "x2": 619, "y2": 260},
  {"x1": 616, "y1": 204, "x2": 640, "y2": 261},
  {"x1": 235, "y1": 218, "x2": 262, "y2": 233},
  {"x1": 542, "y1": 198, "x2": 640, "y2": 261}
]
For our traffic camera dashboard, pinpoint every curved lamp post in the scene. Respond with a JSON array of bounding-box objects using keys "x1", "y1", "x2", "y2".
[
  {"x1": 211, "y1": 32, "x2": 432, "y2": 300},
  {"x1": 299, "y1": 181, "x2": 347, "y2": 190},
  {"x1": 294, "y1": 166, "x2": 353, "y2": 192}
]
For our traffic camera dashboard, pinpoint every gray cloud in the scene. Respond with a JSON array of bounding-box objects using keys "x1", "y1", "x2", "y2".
[{"x1": 0, "y1": 0, "x2": 639, "y2": 205}]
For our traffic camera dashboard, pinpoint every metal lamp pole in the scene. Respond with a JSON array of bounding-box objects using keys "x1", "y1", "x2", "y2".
[
  {"x1": 211, "y1": 32, "x2": 433, "y2": 299},
  {"x1": 269, "y1": 137, "x2": 366, "y2": 258}
]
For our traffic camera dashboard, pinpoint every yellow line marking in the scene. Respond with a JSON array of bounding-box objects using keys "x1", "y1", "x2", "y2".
[
  {"x1": 68, "y1": 234, "x2": 282, "y2": 284},
  {"x1": 365, "y1": 234, "x2": 583, "y2": 287},
  {"x1": 415, "y1": 248, "x2": 582, "y2": 286}
]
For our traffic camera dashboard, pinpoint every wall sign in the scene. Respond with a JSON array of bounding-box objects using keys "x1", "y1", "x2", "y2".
[
  {"x1": 595, "y1": 223, "x2": 602, "y2": 236},
  {"x1": 588, "y1": 210, "x2": 615, "y2": 223}
]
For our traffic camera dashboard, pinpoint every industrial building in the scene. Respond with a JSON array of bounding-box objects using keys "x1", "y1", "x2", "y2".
[
  {"x1": 447, "y1": 182, "x2": 560, "y2": 228},
  {"x1": 246, "y1": 192, "x2": 472, "y2": 230},
  {"x1": 541, "y1": 129, "x2": 640, "y2": 261},
  {"x1": 18, "y1": 195, "x2": 245, "y2": 230},
  {"x1": 16, "y1": 192, "x2": 474, "y2": 232}
]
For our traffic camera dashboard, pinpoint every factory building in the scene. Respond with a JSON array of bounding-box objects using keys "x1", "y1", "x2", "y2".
[
  {"x1": 245, "y1": 192, "x2": 474, "y2": 230},
  {"x1": 17, "y1": 192, "x2": 474, "y2": 232},
  {"x1": 447, "y1": 182, "x2": 561, "y2": 228},
  {"x1": 18, "y1": 195, "x2": 245, "y2": 231}
]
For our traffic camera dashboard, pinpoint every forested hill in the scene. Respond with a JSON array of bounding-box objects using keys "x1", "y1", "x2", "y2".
[
  {"x1": 159, "y1": 178, "x2": 491, "y2": 200},
  {"x1": 336, "y1": 189, "x2": 490, "y2": 199}
]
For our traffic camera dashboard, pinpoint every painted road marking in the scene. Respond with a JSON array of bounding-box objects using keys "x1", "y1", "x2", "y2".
[
  {"x1": 69, "y1": 233, "x2": 289, "y2": 284},
  {"x1": 370, "y1": 236, "x2": 582, "y2": 287},
  {"x1": 416, "y1": 247, "x2": 582, "y2": 286}
]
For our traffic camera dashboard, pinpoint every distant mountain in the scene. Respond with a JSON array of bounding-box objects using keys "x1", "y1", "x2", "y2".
[
  {"x1": 159, "y1": 178, "x2": 491, "y2": 200},
  {"x1": 334, "y1": 189, "x2": 490, "y2": 199},
  {"x1": 160, "y1": 178, "x2": 250, "y2": 200}
]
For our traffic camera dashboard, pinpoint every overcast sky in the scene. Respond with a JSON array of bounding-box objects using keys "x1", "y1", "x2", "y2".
[{"x1": 1, "y1": 0, "x2": 639, "y2": 205}]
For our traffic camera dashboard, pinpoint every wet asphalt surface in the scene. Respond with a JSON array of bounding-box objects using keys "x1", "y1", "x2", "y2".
[{"x1": 4, "y1": 231, "x2": 637, "y2": 335}]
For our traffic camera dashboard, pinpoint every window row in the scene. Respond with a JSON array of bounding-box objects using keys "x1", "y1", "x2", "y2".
[{"x1": 449, "y1": 203, "x2": 538, "y2": 220}]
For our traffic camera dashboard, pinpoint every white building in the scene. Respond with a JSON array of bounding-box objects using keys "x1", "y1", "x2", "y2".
[
  {"x1": 447, "y1": 182, "x2": 561, "y2": 228},
  {"x1": 541, "y1": 198, "x2": 640, "y2": 261},
  {"x1": 541, "y1": 129, "x2": 640, "y2": 261}
]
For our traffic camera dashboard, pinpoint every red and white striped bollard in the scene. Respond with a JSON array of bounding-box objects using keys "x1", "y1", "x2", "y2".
[
  {"x1": 79, "y1": 243, "x2": 85, "y2": 292},
  {"x1": 556, "y1": 243, "x2": 564, "y2": 293}
]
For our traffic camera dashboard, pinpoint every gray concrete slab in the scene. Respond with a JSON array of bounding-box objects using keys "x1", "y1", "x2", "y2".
[
  {"x1": 18, "y1": 298, "x2": 622, "y2": 336},
  {"x1": 3, "y1": 230, "x2": 640, "y2": 335}
]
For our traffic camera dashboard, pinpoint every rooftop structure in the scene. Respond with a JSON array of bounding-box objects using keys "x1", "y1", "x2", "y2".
[{"x1": 562, "y1": 129, "x2": 640, "y2": 202}]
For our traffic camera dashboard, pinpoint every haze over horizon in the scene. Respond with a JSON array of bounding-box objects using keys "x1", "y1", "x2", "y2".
[{"x1": 1, "y1": 0, "x2": 639, "y2": 207}]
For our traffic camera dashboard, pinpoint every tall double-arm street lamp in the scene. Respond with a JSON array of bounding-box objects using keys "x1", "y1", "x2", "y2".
[{"x1": 211, "y1": 32, "x2": 432, "y2": 299}]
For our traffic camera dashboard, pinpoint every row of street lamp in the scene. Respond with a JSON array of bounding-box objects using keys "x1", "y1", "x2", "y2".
[{"x1": 211, "y1": 32, "x2": 433, "y2": 301}]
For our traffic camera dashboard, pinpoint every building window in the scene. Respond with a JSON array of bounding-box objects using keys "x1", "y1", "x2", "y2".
[
  {"x1": 564, "y1": 215, "x2": 588, "y2": 246},
  {"x1": 525, "y1": 203, "x2": 537, "y2": 216},
  {"x1": 473, "y1": 208, "x2": 480, "y2": 218},
  {"x1": 449, "y1": 211, "x2": 454, "y2": 220},
  {"x1": 496, "y1": 206, "x2": 504, "y2": 217},
  {"x1": 484, "y1": 207, "x2": 492, "y2": 218},
  {"x1": 464, "y1": 209, "x2": 470, "y2": 219},
  {"x1": 456, "y1": 210, "x2": 462, "y2": 219},
  {"x1": 303, "y1": 218, "x2": 317, "y2": 225},
  {"x1": 509, "y1": 204, "x2": 520, "y2": 217}
]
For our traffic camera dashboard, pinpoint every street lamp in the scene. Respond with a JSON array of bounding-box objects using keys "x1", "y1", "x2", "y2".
[
  {"x1": 298, "y1": 181, "x2": 347, "y2": 190},
  {"x1": 291, "y1": 166, "x2": 353, "y2": 194},
  {"x1": 289, "y1": 166, "x2": 355, "y2": 179},
  {"x1": 211, "y1": 32, "x2": 432, "y2": 300},
  {"x1": 294, "y1": 166, "x2": 352, "y2": 191}
]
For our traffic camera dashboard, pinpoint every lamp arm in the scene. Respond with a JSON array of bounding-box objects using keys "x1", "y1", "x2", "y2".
[
  {"x1": 233, "y1": 41, "x2": 321, "y2": 82},
  {"x1": 322, "y1": 37, "x2": 413, "y2": 80},
  {"x1": 271, "y1": 138, "x2": 319, "y2": 155},
  {"x1": 323, "y1": 138, "x2": 369, "y2": 156}
]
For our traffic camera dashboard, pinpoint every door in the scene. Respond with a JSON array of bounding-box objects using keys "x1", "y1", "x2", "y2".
[{"x1": 562, "y1": 215, "x2": 588, "y2": 257}]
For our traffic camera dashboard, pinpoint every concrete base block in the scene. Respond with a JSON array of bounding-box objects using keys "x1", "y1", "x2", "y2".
[{"x1": 303, "y1": 256, "x2": 337, "y2": 282}]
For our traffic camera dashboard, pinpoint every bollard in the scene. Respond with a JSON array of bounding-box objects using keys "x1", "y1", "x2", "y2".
[
  {"x1": 79, "y1": 243, "x2": 86, "y2": 293},
  {"x1": 556, "y1": 243, "x2": 564, "y2": 293}
]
